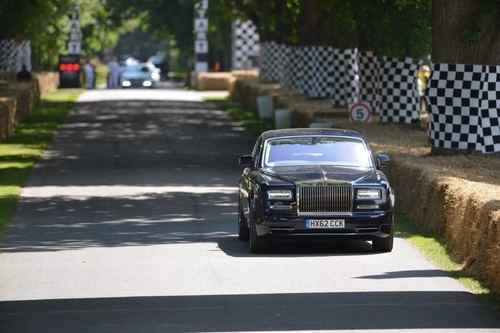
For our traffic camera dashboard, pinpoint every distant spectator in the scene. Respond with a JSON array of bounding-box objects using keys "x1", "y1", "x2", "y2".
[
  {"x1": 418, "y1": 65, "x2": 430, "y2": 96},
  {"x1": 107, "y1": 56, "x2": 121, "y2": 88},
  {"x1": 16, "y1": 65, "x2": 32, "y2": 82},
  {"x1": 418, "y1": 65, "x2": 431, "y2": 113},
  {"x1": 84, "y1": 60, "x2": 95, "y2": 89}
]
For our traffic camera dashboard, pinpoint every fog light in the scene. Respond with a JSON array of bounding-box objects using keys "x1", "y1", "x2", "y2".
[
  {"x1": 357, "y1": 189, "x2": 381, "y2": 199},
  {"x1": 270, "y1": 205, "x2": 293, "y2": 210},
  {"x1": 268, "y1": 190, "x2": 292, "y2": 199},
  {"x1": 357, "y1": 204, "x2": 380, "y2": 209}
]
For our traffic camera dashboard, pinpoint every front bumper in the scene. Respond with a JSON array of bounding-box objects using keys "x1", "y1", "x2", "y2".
[{"x1": 255, "y1": 212, "x2": 393, "y2": 240}]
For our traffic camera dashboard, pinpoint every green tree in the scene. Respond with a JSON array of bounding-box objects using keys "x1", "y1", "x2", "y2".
[
  {"x1": 0, "y1": 0, "x2": 73, "y2": 69},
  {"x1": 3, "y1": 0, "x2": 497, "y2": 72},
  {"x1": 217, "y1": 0, "x2": 429, "y2": 57},
  {"x1": 0, "y1": 0, "x2": 133, "y2": 70},
  {"x1": 105, "y1": 0, "x2": 196, "y2": 68},
  {"x1": 79, "y1": 0, "x2": 136, "y2": 58}
]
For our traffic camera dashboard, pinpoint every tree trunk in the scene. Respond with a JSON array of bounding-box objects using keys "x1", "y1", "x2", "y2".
[{"x1": 432, "y1": 0, "x2": 500, "y2": 65}]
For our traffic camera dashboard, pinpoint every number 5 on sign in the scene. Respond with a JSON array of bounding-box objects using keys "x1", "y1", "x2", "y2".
[{"x1": 348, "y1": 102, "x2": 372, "y2": 123}]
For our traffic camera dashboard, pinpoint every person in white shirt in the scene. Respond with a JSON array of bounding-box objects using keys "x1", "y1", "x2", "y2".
[
  {"x1": 84, "y1": 60, "x2": 94, "y2": 89},
  {"x1": 107, "y1": 56, "x2": 121, "y2": 88}
]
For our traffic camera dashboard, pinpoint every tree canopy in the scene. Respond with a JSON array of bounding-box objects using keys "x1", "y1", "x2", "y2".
[{"x1": 0, "y1": 0, "x2": 498, "y2": 70}]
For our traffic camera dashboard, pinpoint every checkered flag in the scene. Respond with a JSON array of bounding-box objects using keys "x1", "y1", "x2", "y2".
[
  {"x1": 378, "y1": 57, "x2": 420, "y2": 124},
  {"x1": 358, "y1": 51, "x2": 380, "y2": 114},
  {"x1": 232, "y1": 20, "x2": 260, "y2": 70},
  {"x1": 426, "y1": 63, "x2": 500, "y2": 153}
]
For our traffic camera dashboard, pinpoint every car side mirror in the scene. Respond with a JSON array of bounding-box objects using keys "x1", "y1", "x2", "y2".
[
  {"x1": 239, "y1": 155, "x2": 253, "y2": 167},
  {"x1": 376, "y1": 154, "x2": 390, "y2": 169}
]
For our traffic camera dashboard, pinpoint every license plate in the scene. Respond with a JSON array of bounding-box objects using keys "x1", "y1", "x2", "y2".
[{"x1": 306, "y1": 219, "x2": 345, "y2": 229}]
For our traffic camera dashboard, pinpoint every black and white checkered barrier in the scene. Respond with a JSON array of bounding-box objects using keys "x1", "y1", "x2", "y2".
[
  {"x1": 256, "y1": 42, "x2": 426, "y2": 125},
  {"x1": 279, "y1": 45, "x2": 301, "y2": 89},
  {"x1": 358, "y1": 51, "x2": 380, "y2": 113},
  {"x1": 0, "y1": 40, "x2": 32, "y2": 73},
  {"x1": 231, "y1": 19, "x2": 260, "y2": 70},
  {"x1": 274, "y1": 43, "x2": 289, "y2": 85},
  {"x1": 260, "y1": 41, "x2": 282, "y2": 82},
  {"x1": 344, "y1": 49, "x2": 359, "y2": 106},
  {"x1": 0, "y1": 39, "x2": 31, "y2": 74},
  {"x1": 425, "y1": 63, "x2": 500, "y2": 154},
  {"x1": 298, "y1": 46, "x2": 333, "y2": 98},
  {"x1": 0, "y1": 39, "x2": 15, "y2": 73},
  {"x1": 378, "y1": 57, "x2": 420, "y2": 124},
  {"x1": 331, "y1": 48, "x2": 359, "y2": 107},
  {"x1": 330, "y1": 48, "x2": 348, "y2": 106}
]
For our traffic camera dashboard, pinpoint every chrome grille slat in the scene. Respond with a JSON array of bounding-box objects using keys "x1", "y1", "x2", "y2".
[{"x1": 298, "y1": 184, "x2": 353, "y2": 216}]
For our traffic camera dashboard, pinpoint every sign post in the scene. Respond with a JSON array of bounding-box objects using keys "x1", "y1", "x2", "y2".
[
  {"x1": 348, "y1": 102, "x2": 372, "y2": 123},
  {"x1": 60, "y1": 2, "x2": 82, "y2": 88},
  {"x1": 194, "y1": 0, "x2": 209, "y2": 74},
  {"x1": 67, "y1": 2, "x2": 82, "y2": 55}
]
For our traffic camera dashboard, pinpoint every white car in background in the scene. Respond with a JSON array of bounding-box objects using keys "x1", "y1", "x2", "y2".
[{"x1": 120, "y1": 62, "x2": 160, "y2": 88}]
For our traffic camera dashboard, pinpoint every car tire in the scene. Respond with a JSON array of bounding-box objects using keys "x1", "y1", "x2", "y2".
[
  {"x1": 249, "y1": 212, "x2": 270, "y2": 254},
  {"x1": 372, "y1": 224, "x2": 394, "y2": 252},
  {"x1": 238, "y1": 201, "x2": 249, "y2": 241}
]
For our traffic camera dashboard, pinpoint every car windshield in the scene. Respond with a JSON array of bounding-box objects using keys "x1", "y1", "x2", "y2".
[
  {"x1": 124, "y1": 64, "x2": 150, "y2": 73},
  {"x1": 263, "y1": 136, "x2": 372, "y2": 168}
]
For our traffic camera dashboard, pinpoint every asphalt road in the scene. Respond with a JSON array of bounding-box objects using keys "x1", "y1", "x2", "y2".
[{"x1": 1, "y1": 86, "x2": 500, "y2": 333}]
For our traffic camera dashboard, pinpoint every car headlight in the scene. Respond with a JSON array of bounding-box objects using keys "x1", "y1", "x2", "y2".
[
  {"x1": 268, "y1": 189, "x2": 292, "y2": 200},
  {"x1": 357, "y1": 189, "x2": 381, "y2": 199}
]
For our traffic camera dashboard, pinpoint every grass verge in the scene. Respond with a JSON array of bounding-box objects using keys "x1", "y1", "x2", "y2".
[
  {"x1": 396, "y1": 212, "x2": 500, "y2": 313},
  {"x1": 207, "y1": 96, "x2": 500, "y2": 314},
  {"x1": 207, "y1": 97, "x2": 274, "y2": 135},
  {"x1": 0, "y1": 87, "x2": 83, "y2": 242}
]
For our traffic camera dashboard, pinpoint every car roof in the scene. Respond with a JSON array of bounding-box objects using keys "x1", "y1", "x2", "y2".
[
  {"x1": 148, "y1": 55, "x2": 164, "y2": 61},
  {"x1": 124, "y1": 62, "x2": 151, "y2": 69},
  {"x1": 260, "y1": 128, "x2": 364, "y2": 141}
]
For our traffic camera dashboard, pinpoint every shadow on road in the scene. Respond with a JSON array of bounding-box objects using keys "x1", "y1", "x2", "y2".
[{"x1": 1, "y1": 291, "x2": 499, "y2": 333}]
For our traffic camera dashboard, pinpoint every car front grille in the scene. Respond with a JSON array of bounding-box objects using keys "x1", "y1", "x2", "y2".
[{"x1": 298, "y1": 184, "x2": 353, "y2": 216}]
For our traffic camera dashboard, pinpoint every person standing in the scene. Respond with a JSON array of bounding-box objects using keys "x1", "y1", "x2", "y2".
[
  {"x1": 84, "y1": 60, "x2": 94, "y2": 89},
  {"x1": 107, "y1": 56, "x2": 120, "y2": 88},
  {"x1": 16, "y1": 65, "x2": 32, "y2": 82},
  {"x1": 417, "y1": 65, "x2": 431, "y2": 113}
]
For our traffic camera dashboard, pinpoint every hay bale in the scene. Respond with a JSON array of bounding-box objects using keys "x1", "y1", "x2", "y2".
[
  {"x1": 0, "y1": 97, "x2": 16, "y2": 139},
  {"x1": 485, "y1": 211, "x2": 500, "y2": 290},
  {"x1": 197, "y1": 72, "x2": 232, "y2": 91},
  {"x1": 34, "y1": 72, "x2": 59, "y2": 94},
  {"x1": 230, "y1": 70, "x2": 259, "y2": 78}
]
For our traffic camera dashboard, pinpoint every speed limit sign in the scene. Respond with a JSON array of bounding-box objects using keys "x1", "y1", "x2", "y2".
[{"x1": 348, "y1": 102, "x2": 372, "y2": 123}]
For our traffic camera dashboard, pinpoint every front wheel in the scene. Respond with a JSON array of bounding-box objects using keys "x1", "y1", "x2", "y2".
[
  {"x1": 238, "y1": 201, "x2": 249, "y2": 241},
  {"x1": 372, "y1": 224, "x2": 394, "y2": 252},
  {"x1": 249, "y1": 213, "x2": 271, "y2": 254}
]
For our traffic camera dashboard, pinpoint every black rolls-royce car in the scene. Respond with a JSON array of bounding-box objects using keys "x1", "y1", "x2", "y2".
[{"x1": 238, "y1": 128, "x2": 395, "y2": 253}]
